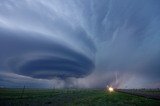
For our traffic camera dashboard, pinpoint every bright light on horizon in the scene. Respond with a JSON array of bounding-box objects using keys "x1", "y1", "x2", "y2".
[{"x1": 108, "y1": 87, "x2": 114, "y2": 92}]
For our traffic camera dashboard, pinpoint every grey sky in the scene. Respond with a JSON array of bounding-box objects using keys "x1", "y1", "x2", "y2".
[{"x1": 0, "y1": 0, "x2": 160, "y2": 88}]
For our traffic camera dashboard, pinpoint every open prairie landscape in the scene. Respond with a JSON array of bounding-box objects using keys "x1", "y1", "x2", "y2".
[
  {"x1": 0, "y1": 88, "x2": 160, "y2": 106},
  {"x1": 0, "y1": 0, "x2": 160, "y2": 106}
]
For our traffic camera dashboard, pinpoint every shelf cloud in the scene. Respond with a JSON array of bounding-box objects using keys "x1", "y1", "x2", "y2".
[{"x1": 0, "y1": 0, "x2": 160, "y2": 88}]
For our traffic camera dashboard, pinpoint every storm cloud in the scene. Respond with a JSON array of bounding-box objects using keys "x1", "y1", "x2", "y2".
[
  {"x1": 0, "y1": 0, "x2": 160, "y2": 88},
  {"x1": 0, "y1": 22, "x2": 95, "y2": 79}
]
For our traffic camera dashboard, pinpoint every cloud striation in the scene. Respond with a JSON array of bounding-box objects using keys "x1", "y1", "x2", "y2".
[{"x1": 0, "y1": 0, "x2": 160, "y2": 88}]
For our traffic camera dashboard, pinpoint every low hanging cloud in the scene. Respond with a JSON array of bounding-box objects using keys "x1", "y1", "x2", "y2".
[
  {"x1": 0, "y1": 0, "x2": 160, "y2": 88},
  {"x1": 0, "y1": 26, "x2": 95, "y2": 79},
  {"x1": 0, "y1": 0, "x2": 95, "y2": 81}
]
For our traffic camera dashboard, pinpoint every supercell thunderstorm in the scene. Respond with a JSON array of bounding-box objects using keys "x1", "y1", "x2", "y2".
[{"x1": 0, "y1": 0, "x2": 160, "y2": 88}]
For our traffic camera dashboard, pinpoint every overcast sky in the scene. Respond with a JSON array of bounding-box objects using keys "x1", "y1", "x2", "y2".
[{"x1": 0, "y1": 0, "x2": 160, "y2": 88}]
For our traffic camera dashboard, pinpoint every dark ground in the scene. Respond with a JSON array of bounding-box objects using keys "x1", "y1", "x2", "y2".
[
  {"x1": 0, "y1": 88, "x2": 160, "y2": 106},
  {"x1": 117, "y1": 89, "x2": 160, "y2": 100}
]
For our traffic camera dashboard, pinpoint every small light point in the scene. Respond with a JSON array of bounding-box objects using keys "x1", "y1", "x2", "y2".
[{"x1": 108, "y1": 87, "x2": 114, "y2": 92}]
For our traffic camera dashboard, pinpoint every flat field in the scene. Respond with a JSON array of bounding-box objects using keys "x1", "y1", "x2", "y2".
[
  {"x1": 117, "y1": 89, "x2": 160, "y2": 100},
  {"x1": 0, "y1": 88, "x2": 160, "y2": 106}
]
